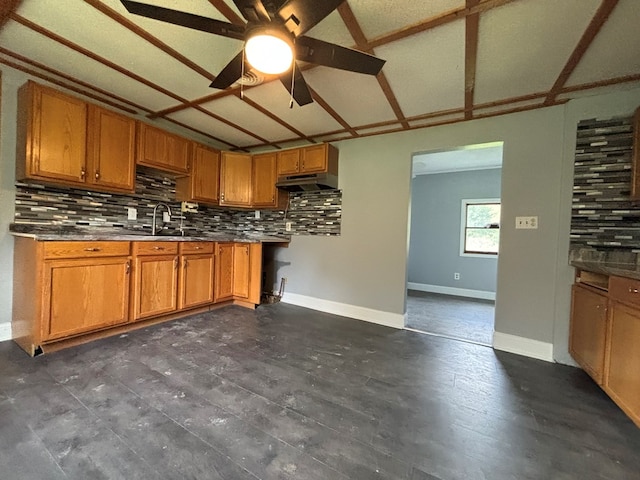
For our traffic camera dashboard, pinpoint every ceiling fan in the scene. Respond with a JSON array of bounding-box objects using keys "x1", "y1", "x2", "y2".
[{"x1": 120, "y1": 0, "x2": 386, "y2": 106}]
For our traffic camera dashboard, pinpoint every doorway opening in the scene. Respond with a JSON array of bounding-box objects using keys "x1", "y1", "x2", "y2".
[{"x1": 406, "y1": 142, "x2": 504, "y2": 346}]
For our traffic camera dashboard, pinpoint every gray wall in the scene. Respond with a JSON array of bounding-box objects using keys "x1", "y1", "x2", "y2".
[
  {"x1": 408, "y1": 168, "x2": 501, "y2": 293},
  {"x1": 275, "y1": 85, "x2": 640, "y2": 364}
]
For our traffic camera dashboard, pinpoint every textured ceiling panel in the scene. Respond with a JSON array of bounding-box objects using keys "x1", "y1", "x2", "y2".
[
  {"x1": 167, "y1": 108, "x2": 257, "y2": 148},
  {"x1": 305, "y1": 9, "x2": 355, "y2": 47},
  {"x1": 200, "y1": 95, "x2": 297, "y2": 141},
  {"x1": 474, "y1": 0, "x2": 602, "y2": 104},
  {"x1": 304, "y1": 66, "x2": 395, "y2": 127},
  {"x1": 0, "y1": 22, "x2": 177, "y2": 110},
  {"x1": 242, "y1": 80, "x2": 343, "y2": 136},
  {"x1": 348, "y1": 0, "x2": 464, "y2": 40},
  {"x1": 567, "y1": 0, "x2": 640, "y2": 87},
  {"x1": 14, "y1": 0, "x2": 214, "y2": 100},
  {"x1": 376, "y1": 21, "x2": 465, "y2": 117}
]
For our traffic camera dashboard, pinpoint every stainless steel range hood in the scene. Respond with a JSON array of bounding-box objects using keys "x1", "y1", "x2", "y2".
[{"x1": 275, "y1": 172, "x2": 339, "y2": 192}]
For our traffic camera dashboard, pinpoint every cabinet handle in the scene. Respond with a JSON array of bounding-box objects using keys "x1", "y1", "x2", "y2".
[
  {"x1": 220, "y1": 192, "x2": 225, "y2": 201},
  {"x1": 628, "y1": 287, "x2": 639, "y2": 293},
  {"x1": 80, "y1": 169, "x2": 86, "y2": 179},
  {"x1": 125, "y1": 260, "x2": 131, "y2": 274},
  {"x1": 95, "y1": 171, "x2": 100, "y2": 180},
  {"x1": 153, "y1": 246, "x2": 165, "y2": 250},
  {"x1": 194, "y1": 246, "x2": 202, "y2": 250},
  {"x1": 84, "y1": 247, "x2": 101, "y2": 252},
  {"x1": 174, "y1": 257, "x2": 179, "y2": 269}
]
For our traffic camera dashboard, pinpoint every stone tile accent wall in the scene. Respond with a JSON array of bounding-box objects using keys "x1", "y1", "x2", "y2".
[
  {"x1": 13, "y1": 172, "x2": 341, "y2": 236},
  {"x1": 571, "y1": 115, "x2": 637, "y2": 250}
]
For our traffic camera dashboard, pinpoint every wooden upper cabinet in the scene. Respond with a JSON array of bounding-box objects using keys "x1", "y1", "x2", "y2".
[
  {"x1": 86, "y1": 105, "x2": 135, "y2": 193},
  {"x1": 136, "y1": 122, "x2": 191, "y2": 174},
  {"x1": 631, "y1": 106, "x2": 640, "y2": 201},
  {"x1": 252, "y1": 152, "x2": 281, "y2": 208},
  {"x1": 276, "y1": 149, "x2": 300, "y2": 176},
  {"x1": 276, "y1": 143, "x2": 338, "y2": 176},
  {"x1": 176, "y1": 144, "x2": 220, "y2": 205},
  {"x1": 17, "y1": 81, "x2": 87, "y2": 184},
  {"x1": 220, "y1": 152, "x2": 252, "y2": 207}
]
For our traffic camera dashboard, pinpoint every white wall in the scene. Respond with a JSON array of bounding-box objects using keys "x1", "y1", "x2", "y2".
[
  {"x1": 0, "y1": 69, "x2": 19, "y2": 341},
  {"x1": 278, "y1": 85, "x2": 640, "y2": 363}
]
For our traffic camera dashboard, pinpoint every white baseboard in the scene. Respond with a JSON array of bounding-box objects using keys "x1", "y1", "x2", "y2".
[
  {"x1": 0, "y1": 322, "x2": 11, "y2": 342},
  {"x1": 282, "y1": 293, "x2": 405, "y2": 329},
  {"x1": 407, "y1": 282, "x2": 495, "y2": 301},
  {"x1": 492, "y1": 332, "x2": 554, "y2": 362}
]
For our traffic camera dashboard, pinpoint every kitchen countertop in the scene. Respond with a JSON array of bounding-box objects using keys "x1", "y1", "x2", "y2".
[
  {"x1": 9, "y1": 225, "x2": 290, "y2": 244},
  {"x1": 569, "y1": 248, "x2": 640, "y2": 280}
]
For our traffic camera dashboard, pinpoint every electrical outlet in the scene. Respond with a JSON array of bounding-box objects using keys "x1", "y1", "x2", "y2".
[
  {"x1": 127, "y1": 207, "x2": 137, "y2": 220},
  {"x1": 162, "y1": 211, "x2": 171, "y2": 223},
  {"x1": 515, "y1": 216, "x2": 538, "y2": 229},
  {"x1": 255, "y1": 210, "x2": 260, "y2": 219},
  {"x1": 454, "y1": 272, "x2": 460, "y2": 280},
  {"x1": 285, "y1": 222, "x2": 292, "y2": 232}
]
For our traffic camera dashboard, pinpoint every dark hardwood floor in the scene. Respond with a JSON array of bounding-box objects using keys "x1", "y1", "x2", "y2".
[
  {"x1": 406, "y1": 290, "x2": 495, "y2": 345},
  {"x1": 1, "y1": 303, "x2": 639, "y2": 480}
]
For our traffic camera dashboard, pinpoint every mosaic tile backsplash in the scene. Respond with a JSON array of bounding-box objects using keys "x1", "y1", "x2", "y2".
[
  {"x1": 14, "y1": 171, "x2": 341, "y2": 236},
  {"x1": 571, "y1": 114, "x2": 638, "y2": 250}
]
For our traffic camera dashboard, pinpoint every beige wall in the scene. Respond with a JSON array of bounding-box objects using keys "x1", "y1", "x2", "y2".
[{"x1": 276, "y1": 86, "x2": 640, "y2": 363}]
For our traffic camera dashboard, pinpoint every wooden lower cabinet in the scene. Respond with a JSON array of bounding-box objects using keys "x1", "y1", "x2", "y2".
[
  {"x1": 569, "y1": 284, "x2": 608, "y2": 385},
  {"x1": 178, "y1": 242, "x2": 215, "y2": 310},
  {"x1": 605, "y1": 303, "x2": 640, "y2": 426},
  {"x1": 570, "y1": 270, "x2": 640, "y2": 427},
  {"x1": 215, "y1": 243, "x2": 234, "y2": 302},
  {"x1": 131, "y1": 242, "x2": 179, "y2": 321},
  {"x1": 44, "y1": 256, "x2": 130, "y2": 341},
  {"x1": 12, "y1": 239, "x2": 262, "y2": 356}
]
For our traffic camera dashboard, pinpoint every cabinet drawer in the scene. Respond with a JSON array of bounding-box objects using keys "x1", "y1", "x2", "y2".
[
  {"x1": 43, "y1": 241, "x2": 130, "y2": 259},
  {"x1": 132, "y1": 242, "x2": 178, "y2": 256},
  {"x1": 609, "y1": 276, "x2": 640, "y2": 307},
  {"x1": 179, "y1": 242, "x2": 214, "y2": 255}
]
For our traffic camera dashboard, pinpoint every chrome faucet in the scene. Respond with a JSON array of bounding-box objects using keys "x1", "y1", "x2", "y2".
[{"x1": 151, "y1": 202, "x2": 172, "y2": 236}]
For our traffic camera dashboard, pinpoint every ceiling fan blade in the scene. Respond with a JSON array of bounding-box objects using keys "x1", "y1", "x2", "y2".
[
  {"x1": 120, "y1": 0, "x2": 244, "y2": 40},
  {"x1": 280, "y1": 64, "x2": 313, "y2": 106},
  {"x1": 231, "y1": 0, "x2": 271, "y2": 23},
  {"x1": 278, "y1": 0, "x2": 344, "y2": 37},
  {"x1": 210, "y1": 51, "x2": 245, "y2": 89},
  {"x1": 295, "y1": 36, "x2": 385, "y2": 75}
]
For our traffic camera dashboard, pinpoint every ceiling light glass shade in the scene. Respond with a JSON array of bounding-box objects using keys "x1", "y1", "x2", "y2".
[{"x1": 245, "y1": 32, "x2": 293, "y2": 75}]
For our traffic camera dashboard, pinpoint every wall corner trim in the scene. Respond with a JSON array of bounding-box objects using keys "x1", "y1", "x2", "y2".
[
  {"x1": 493, "y1": 331, "x2": 554, "y2": 362},
  {"x1": 281, "y1": 293, "x2": 405, "y2": 329},
  {"x1": 0, "y1": 322, "x2": 12, "y2": 342}
]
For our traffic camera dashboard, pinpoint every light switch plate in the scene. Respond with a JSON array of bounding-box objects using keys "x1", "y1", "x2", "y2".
[
  {"x1": 163, "y1": 211, "x2": 171, "y2": 222},
  {"x1": 255, "y1": 210, "x2": 260, "y2": 219},
  {"x1": 515, "y1": 216, "x2": 538, "y2": 229},
  {"x1": 127, "y1": 207, "x2": 137, "y2": 220}
]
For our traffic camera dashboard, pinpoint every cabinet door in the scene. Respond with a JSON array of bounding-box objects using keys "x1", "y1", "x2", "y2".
[
  {"x1": 605, "y1": 304, "x2": 640, "y2": 426},
  {"x1": 252, "y1": 152, "x2": 278, "y2": 208},
  {"x1": 220, "y1": 152, "x2": 252, "y2": 207},
  {"x1": 43, "y1": 257, "x2": 130, "y2": 340},
  {"x1": 214, "y1": 243, "x2": 234, "y2": 301},
  {"x1": 300, "y1": 144, "x2": 328, "y2": 173},
  {"x1": 569, "y1": 285, "x2": 608, "y2": 384},
  {"x1": 176, "y1": 144, "x2": 220, "y2": 204},
  {"x1": 165, "y1": 133, "x2": 191, "y2": 174},
  {"x1": 233, "y1": 243, "x2": 250, "y2": 299},
  {"x1": 28, "y1": 83, "x2": 87, "y2": 183},
  {"x1": 179, "y1": 254, "x2": 215, "y2": 310},
  {"x1": 133, "y1": 255, "x2": 179, "y2": 320},
  {"x1": 277, "y1": 149, "x2": 301, "y2": 176},
  {"x1": 137, "y1": 123, "x2": 190, "y2": 174},
  {"x1": 87, "y1": 105, "x2": 135, "y2": 192}
]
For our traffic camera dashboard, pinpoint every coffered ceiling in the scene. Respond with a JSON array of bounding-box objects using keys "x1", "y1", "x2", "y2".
[{"x1": 1, "y1": 0, "x2": 639, "y2": 152}]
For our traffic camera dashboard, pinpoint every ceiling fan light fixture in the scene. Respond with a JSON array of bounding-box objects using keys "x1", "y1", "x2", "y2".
[{"x1": 245, "y1": 28, "x2": 293, "y2": 75}]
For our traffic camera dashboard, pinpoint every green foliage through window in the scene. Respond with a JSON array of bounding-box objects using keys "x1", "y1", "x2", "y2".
[{"x1": 464, "y1": 202, "x2": 500, "y2": 254}]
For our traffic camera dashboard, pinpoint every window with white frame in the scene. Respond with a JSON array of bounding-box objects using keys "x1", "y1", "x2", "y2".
[{"x1": 460, "y1": 199, "x2": 500, "y2": 256}]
